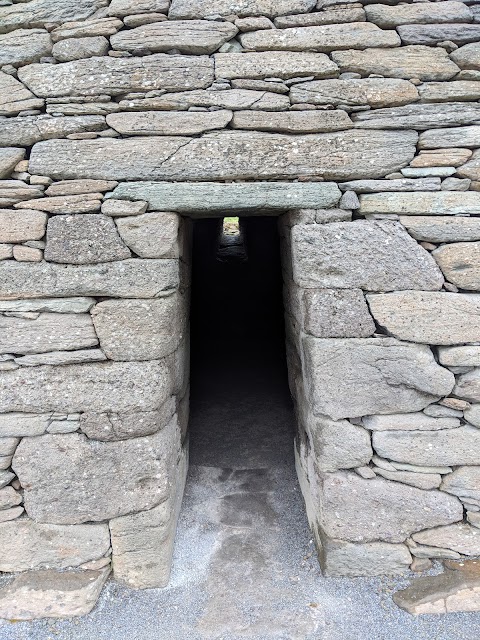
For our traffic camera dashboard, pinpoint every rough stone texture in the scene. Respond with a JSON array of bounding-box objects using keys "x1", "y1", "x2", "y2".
[
  {"x1": 419, "y1": 81, "x2": 480, "y2": 103},
  {"x1": 412, "y1": 525, "x2": 480, "y2": 557},
  {"x1": 0, "y1": 259, "x2": 178, "y2": 299},
  {"x1": 15, "y1": 193, "x2": 102, "y2": 215},
  {"x1": 433, "y1": 242, "x2": 480, "y2": 290},
  {"x1": 366, "y1": 292, "x2": 480, "y2": 345},
  {"x1": 290, "y1": 78, "x2": 418, "y2": 108},
  {"x1": 373, "y1": 426, "x2": 480, "y2": 467},
  {"x1": 109, "y1": 0, "x2": 169, "y2": 17},
  {"x1": 0, "y1": 520, "x2": 110, "y2": 572},
  {"x1": 231, "y1": 110, "x2": 352, "y2": 133},
  {"x1": 13, "y1": 419, "x2": 179, "y2": 524},
  {"x1": 454, "y1": 370, "x2": 480, "y2": 403},
  {"x1": 102, "y1": 200, "x2": 148, "y2": 217},
  {"x1": 214, "y1": 51, "x2": 338, "y2": 80},
  {"x1": 0, "y1": 71, "x2": 44, "y2": 116},
  {"x1": 0, "y1": 313, "x2": 98, "y2": 355},
  {"x1": 115, "y1": 212, "x2": 179, "y2": 259},
  {"x1": 28, "y1": 130, "x2": 418, "y2": 182},
  {"x1": 46, "y1": 179, "x2": 118, "y2": 197},
  {"x1": 320, "y1": 539, "x2": 412, "y2": 577},
  {"x1": 0, "y1": 298, "x2": 95, "y2": 313},
  {"x1": 419, "y1": 126, "x2": 480, "y2": 149},
  {"x1": 0, "y1": 0, "x2": 106, "y2": 33},
  {"x1": 92, "y1": 296, "x2": 183, "y2": 361},
  {"x1": 303, "y1": 337, "x2": 454, "y2": 420},
  {"x1": 0, "y1": 148, "x2": 25, "y2": 180},
  {"x1": 457, "y1": 150, "x2": 480, "y2": 181},
  {"x1": 398, "y1": 24, "x2": 480, "y2": 47},
  {"x1": 442, "y1": 468, "x2": 480, "y2": 505},
  {"x1": 0, "y1": 115, "x2": 107, "y2": 148},
  {"x1": 291, "y1": 221, "x2": 443, "y2": 291},
  {"x1": 363, "y1": 413, "x2": 460, "y2": 432},
  {"x1": 168, "y1": 0, "x2": 316, "y2": 19},
  {"x1": 107, "y1": 111, "x2": 232, "y2": 136},
  {"x1": 342, "y1": 179, "x2": 440, "y2": 193},
  {"x1": 15, "y1": 349, "x2": 107, "y2": 367},
  {"x1": 0, "y1": 413, "x2": 49, "y2": 437},
  {"x1": 439, "y1": 346, "x2": 480, "y2": 367},
  {"x1": 44, "y1": 214, "x2": 131, "y2": 264},
  {"x1": 332, "y1": 46, "x2": 460, "y2": 82},
  {"x1": 374, "y1": 468, "x2": 442, "y2": 491},
  {"x1": 302, "y1": 289, "x2": 375, "y2": 338},
  {"x1": 320, "y1": 472, "x2": 463, "y2": 543},
  {"x1": 365, "y1": 2, "x2": 473, "y2": 28},
  {"x1": 451, "y1": 43, "x2": 480, "y2": 70},
  {"x1": 18, "y1": 55, "x2": 214, "y2": 97},
  {"x1": 352, "y1": 103, "x2": 480, "y2": 130},
  {"x1": 360, "y1": 191, "x2": 480, "y2": 216},
  {"x1": 240, "y1": 23, "x2": 400, "y2": 52},
  {"x1": 52, "y1": 36, "x2": 109, "y2": 62},
  {"x1": 0, "y1": 568, "x2": 110, "y2": 620},
  {"x1": 0, "y1": 29, "x2": 52, "y2": 67},
  {"x1": 0, "y1": 360, "x2": 173, "y2": 414},
  {"x1": 49, "y1": 17, "x2": 123, "y2": 42},
  {"x1": 400, "y1": 216, "x2": 480, "y2": 242},
  {"x1": 0, "y1": 209, "x2": 47, "y2": 243}
]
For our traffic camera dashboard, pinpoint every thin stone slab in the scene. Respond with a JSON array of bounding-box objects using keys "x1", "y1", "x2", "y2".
[
  {"x1": 352, "y1": 103, "x2": 480, "y2": 130},
  {"x1": 366, "y1": 292, "x2": 480, "y2": 345},
  {"x1": 321, "y1": 539, "x2": 412, "y2": 578},
  {"x1": 400, "y1": 216, "x2": 480, "y2": 242},
  {"x1": 433, "y1": 242, "x2": 480, "y2": 290},
  {"x1": 106, "y1": 110, "x2": 232, "y2": 136},
  {"x1": 373, "y1": 468, "x2": 441, "y2": 491},
  {"x1": 14, "y1": 193, "x2": 102, "y2": 214},
  {"x1": 290, "y1": 78, "x2": 419, "y2": 108},
  {"x1": 332, "y1": 46, "x2": 460, "y2": 81},
  {"x1": 168, "y1": 0, "x2": 316, "y2": 19},
  {"x1": 442, "y1": 468, "x2": 480, "y2": 505},
  {"x1": 412, "y1": 524, "x2": 480, "y2": 557},
  {"x1": 28, "y1": 130, "x2": 418, "y2": 182},
  {"x1": 360, "y1": 191, "x2": 480, "y2": 215},
  {"x1": 398, "y1": 24, "x2": 480, "y2": 47},
  {"x1": 214, "y1": 51, "x2": 338, "y2": 80},
  {"x1": 365, "y1": 1, "x2": 473, "y2": 28},
  {"x1": 419, "y1": 81, "x2": 480, "y2": 103},
  {"x1": 303, "y1": 337, "x2": 454, "y2": 420},
  {"x1": 0, "y1": 71, "x2": 44, "y2": 116},
  {"x1": 110, "y1": 20, "x2": 237, "y2": 55},
  {"x1": 231, "y1": 110, "x2": 353, "y2": 133},
  {"x1": 0, "y1": 115, "x2": 106, "y2": 148},
  {"x1": 109, "y1": 0, "x2": 170, "y2": 17},
  {"x1": 275, "y1": 7, "x2": 366, "y2": 28},
  {"x1": 0, "y1": 29, "x2": 52, "y2": 67},
  {"x1": 0, "y1": 0, "x2": 105, "y2": 33},
  {"x1": 14, "y1": 349, "x2": 107, "y2": 367},
  {"x1": 46, "y1": 179, "x2": 118, "y2": 197},
  {"x1": 0, "y1": 148, "x2": 25, "y2": 180},
  {"x1": 49, "y1": 17, "x2": 123, "y2": 42},
  {"x1": 18, "y1": 54, "x2": 214, "y2": 98},
  {"x1": 291, "y1": 221, "x2": 443, "y2": 290},
  {"x1": 340, "y1": 179, "x2": 440, "y2": 193},
  {"x1": 0, "y1": 298, "x2": 95, "y2": 313},
  {"x1": 52, "y1": 35, "x2": 110, "y2": 62},
  {"x1": 419, "y1": 125, "x2": 480, "y2": 149},
  {"x1": 0, "y1": 209, "x2": 47, "y2": 243},
  {"x1": 115, "y1": 212, "x2": 180, "y2": 258},
  {"x1": 0, "y1": 259, "x2": 178, "y2": 299},
  {"x1": 363, "y1": 412, "x2": 460, "y2": 431}
]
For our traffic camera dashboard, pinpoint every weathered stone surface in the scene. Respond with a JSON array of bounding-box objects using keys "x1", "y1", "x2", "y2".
[
  {"x1": 290, "y1": 78, "x2": 418, "y2": 108},
  {"x1": 1, "y1": 360, "x2": 173, "y2": 414},
  {"x1": 106, "y1": 111, "x2": 232, "y2": 136},
  {"x1": 367, "y1": 292, "x2": 480, "y2": 345},
  {"x1": 14, "y1": 193, "x2": 102, "y2": 215},
  {"x1": 363, "y1": 412, "x2": 460, "y2": 432},
  {"x1": 353, "y1": 103, "x2": 480, "y2": 130},
  {"x1": 340, "y1": 178, "x2": 440, "y2": 193},
  {"x1": 0, "y1": 413, "x2": 49, "y2": 437},
  {"x1": 291, "y1": 221, "x2": 443, "y2": 291},
  {"x1": 373, "y1": 426, "x2": 480, "y2": 466},
  {"x1": 168, "y1": 0, "x2": 316, "y2": 19},
  {"x1": 360, "y1": 191, "x2": 480, "y2": 216},
  {"x1": 0, "y1": 0, "x2": 105, "y2": 33},
  {"x1": 109, "y1": 0, "x2": 169, "y2": 17},
  {"x1": 302, "y1": 289, "x2": 375, "y2": 338},
  {"x1": 29, "y1": 130, "x2": 417, "y2": 182},
  {"x1": 365, "y1": 2, "x2": 472, "y2": 28},
  {"x1": 0, "y1": 313, "x2": 97, "y2": 355},
  {"x1": 411, "y1": 149, "x2": 473, "y2": 168},
  {"x1": 52, "y1": 36, "x2": 109, "y2": 62},
  {"x1": 332, "y1": 46, "x2": 460, "y2": 81},
  {"x1": 18, "y1": 55, "x2": 214, "y2": 98},
  {"x1": 240, "y1": 23, "x2": 400, "y2": 52},
  {"x1": 321, "y1": 539, "x2": 411, "y2": 577},
  {"x1": 442, "y1": 467, "x2": 480, "y2": 505},
  {"x1": 0, "y1": 298, "x2": 95, "y2": 313},
  {"x1": 451, "y1": 43, "x2": 480, "y2": 70},
  {"x1": 231, "y1": 110, "x2": 352, "y2": 133},
  {"x1": 0, "y1": 506, "x2": 24, "y2": 521},
  {"x1": 13, "y1": 420, "x2": 179, "y2": 523},
  {"x1": 111, "y1": 20, "x2": 237, "y2": 54},
  {"x1": 0, "y1": 148, "x2": 25, "y2": 180},
  {"x1": 0, "y1": 568, "x2": 110, "y2": 620},
  {"x1": 45, "y1": 214, "x2": 131, "y2": 264},
  {"x1": 433, "y1": 242, "x2": 480, "y2": 290},
  {"x1": 231, "y1": 78, "x2": 289, "y2": 94},
  {"x1": 374, "y1": 468, "x2": 441, "y2": 491},
  {"x1": 119, "y1": 89, "x2": 290, "y2": 111},
  {"x1": 111, "y1": 181, "x2": 341, "y2": 214},
  {"x1": 454, "y1": 370, "x2": 480, "y2": 403},
  {"x1": 398, "y1": 24, "x2": 480, "y2": 47},
  {"x1": 465, "y1": 405, "x2": 480, "y2": 428},
  {"x1": 14, "y1": 350, "x2": 107, "y2": 368},
  {"x1": 275, "y1": 7, "x2": 366, "y2": 29},
  {"x1": 46, "y1": 180, "x2": 118, "y2": 197},
  {"x1": 92, "y1": 296, "x2": 183, "y2": 361},
  {"x1": 439, "y1": 346, "x2": 480, "y2": 367},
  {"x1": 320, "y1": 471, "x2": 462, "y2": 543},
  {"x1": 413, "y1": 524, "x2": 480, "y2": 557},
  {"x1": 400, "y1": 216, "x2": 480, "y2": 242},
  {"x1": 0, "y1": 29, "x2": 51, "y2": 67},
  {"x1": 0, "y1": 520, "x2": 110, "y2": 572},
  {"x1": 0, "y1": 209, "x2": 47, "y2": 243},
  {"x1": 419, "y1": 81, "x2": 480, "y2": 103},
  {"x1": 0, "y1": 180, "x2": 45, "y2": 207},
  {"x1": 0, "y1": 115, "x2": 106, "y2": 148},
  {"x1": 419, "y1": 125, "x2": 480, "y2": 149},
  {"x1": 115, "y1": 212, "x2": 179, "y2": 258},
  {"x1": 457, "y1": 150, "x2": 480, "y2": 181},
  {"x1": 50, "y1": 18, "x2": 123, "y2": 42},
  {"x1": 0, "y1": 71, "x2": 44, "y2": 116},
  {"x1": 303, "y1": 337, "x2": 454, "y2": 420},
  {"x1": 214, "y1": 51, "x2": 338, "y2": 80},
  {"x1": 102, "y1": 200, "x2": 148, "y2": 217},
  {"x1": 0, "y1": 259, "x2": 178, "y2": 299},
  {"x1": 0, "y1": 486, "x2": 21, "y2": 509}
]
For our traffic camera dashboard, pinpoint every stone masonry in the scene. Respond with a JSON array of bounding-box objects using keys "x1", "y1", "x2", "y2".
[{"x1": 1, "y1": 0, "x2": 480, "y2": 619}]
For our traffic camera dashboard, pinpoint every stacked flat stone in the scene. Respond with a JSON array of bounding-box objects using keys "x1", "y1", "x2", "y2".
[{"x1": 1, "y1": 0, "x2": 480, "y2": 619}]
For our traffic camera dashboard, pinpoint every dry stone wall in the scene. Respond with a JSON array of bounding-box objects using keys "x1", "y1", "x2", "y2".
[{"x1": 1, "y1": 0, "x2": 480, "y2": 617}]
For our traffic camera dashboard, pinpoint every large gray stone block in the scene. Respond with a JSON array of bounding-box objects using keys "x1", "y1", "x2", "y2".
[
  {"x1": 13, "y1": 418, "x2": 180, "y2": 524},
  {"x1": 400, "y1": 216, "x2": 480, "y2": 243},
  {"x1": 28, "y1": 130, "x2": 418, "y2": 181},
  {"x1": 0, "y1": 0, "x2": 105, "y2": 33},
  {"x1": 433, "y1": 242, "x2": 480, "y2": 291},
  {"x1": 303, "y1": 337, "x2": 454, "y2": 420},
  {"x1": 398, "y1": 24, "x2": 480, "y2": 47},
  {"x1": 106, "y1": 111, "x2": 232, "y2": 136},
  {"x1": 214, "y1": 51, "x2": 338, "y2": 80},
  {"x1": 291, "y1": 221, "x2": 443, "y2": 291},
  {"x1": 352, "y1": 103, "x2": 480, "y2": 130},
  {"x1": 320, "y1": 538, "x2": 412, "y2": 577},
  {"x1": 365, "y1": 2, "x2": 472, "y2": 28},
  {"x1": 168, "y1": 0, "x2": 316, "y2": 19},
  {"x1": 0, "y1": 115, "x2": 106, "y2": 148}
]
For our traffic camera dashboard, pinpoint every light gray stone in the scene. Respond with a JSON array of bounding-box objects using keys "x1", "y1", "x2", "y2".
[
  {"x1": 391, "y1": 462, "x2": 453, "y2": 475},
  {"x1": 442, "y1": 467, "x2": 480, "y2": 505},
  {"x1": 0, "y1": 506, "x2": 23, "y2": 522},
  {"x1": 0, "y1": 259, "x2": 178, "y2": 299},
  {"x1": 0, "y1": 519, "x2": 110, "y2": 571},
  {"x1": 419, "y1": 81, "x2": 480, "y2": 103},
  {"x1": 52, "y1": 36, "x2": 109, "y2": 62},
  {"x1": 0, "y1": 115, "x2": 106, "y2": 148},
  {"x1": 49, "y1": 18, "x2": 124, "y2": 42},
  {"x1": 398, "y1": 24, "x2": 480, "y2": 47},
  {"x1": 18, "y1": 55, "x2": 214, "y2": 98},
  {"x1": 107, "y1": 110, "x2": 232, "y2": 136},
  {"x1": 0, "y1": 313, "x2": 97, "y2": 355},
  {"x1": 13, "y1": 420, "x2": 179, "y2": 524},
  {"x1": 110, "y1": 181, "x2": 341, "y2": 214},
  {"x1": 0, "y1": 29, "x2": 51, "y2": 67},
  {"x1": 0, "y1": 148, "x2": 25, "y2": 180},
  {"x1": 291, "y1": 221, "x2": 443, "y2": 291},
  {"x1": 231, "y1": 109, "x2": 352, "y2": 133},
  {"x1": 92, "y1": 296, "x2": 184, "y2": 361},
  {"x1": 340, "y1": 179, "x2": 440, "y2": 193},
  {"x1": 302, "y1": 289, "x2": 375, "y2": 338},
  {"x1": 457, "y1": 149, "x2": 480, "y2": 181},
  {"x1": 0, "y1": 298, "x2": 95, "y2": 313},
  {"x1": 0, "y1": 438, "x2": 19, "y2": 457},
  {"x1": 353, "y1": 103, "x2": 480, "y2": 130},
  {"x1": 0, "y1": 71, "x2": 44, "y2": 116},
  {"x1": 332, "y1": 46, "x2": 460, "y2": 82},
  {"x1": 400, "y1": 216, "x2": 480, "y2": 243},
  {"x1": 423, "y1": 404, "x2": 463, "y2": 419},
  {"x1": 451, "y1": 43, "x2": 480, "y2": 70},
  {"x1": 363, "y1": 412, "x2": 460, "y2": 431},
  {"x1": 109, "y1": 0, "x2": 169, "y2": 16},
  {"x1": 0, "y1": 0, "x2": 105, "y2": 33},
  {"x1": 115, "y1": 212, "x2": 179, "y2": 259},
  {"x1": 29, "y1": 130, "x2": 418, "y2": 182},
  {"x1": 454, "y1": 370, "x2": 480, "y2": 403},
  {"x1": 465, "y1": 404, "x2": 480, "y2": 427},
  {"x1": 240, "y1": 23, "x2": 400, "y2": 52},
  {"x1": 365, "y1": 2, "x2": 472, "y2": 28},
  {"x1": 0, "y1": 568, "x2": 110, "y2": 620},
  {"x1": 0, "y1": 471, "x2": 14, "y2": 489},
  {"x1": 45, "y1": 214, "x2": 131, "y2": 264},
  {"x1": 402, "y1": 167, "x2": 456, "y2": 178},
  {"x1": 0, "y1": 486, "x2": 21, "y2": 510},
  {"x1": 411, "y1": 149, "x2": 473, "y2": 168},
  {"x1": 419, "y1": 126, "x2": 480, "y2": 149},
  {"x1": 439, "y1": 347, "x2": 480, "y2": 368},
  {"x1": 290, "y1": 77, "x2": 418, "y2": 108},
  {"x1": 412, "y1": 524, "x2": 480, "y2": 557},
  {"x1": 1, "y1": 360, "x2": 173, "y2": 414},
  {"x1": 360, "y1": 191, "x2": 480, "y2": 216},
  {"x1": 275, "y1": 7, "x2": 366, "y2": 28},
  {"x1": 0, "y1": 209, "x2": 47, "y2": 244},
  {"x1": 303, "y1": 337, "x2": 454, "y2": 420},
  {"x1": 14, "y1": 349, "x2": 107, "y2": 368},
  {"x1": 46, "y1": 180, "x2": 118, "y2": 197},
  {"x1": 433, "y1": 242, "x2": 480, "y2": 290},
  {"x1": 101, "y1": 200, "x2": 148, "y2": 217},
  {"x1": 214, "y1": 51, "x2": 338, "y2": 80},
  {"x1": 373, "y1": 426, "x2": 480, "y2": 466},
  {"x1": 14, "y1": 193, "x2": 102, "y2": 215},
  {"x1": 168, "y1": 0, "x2": 316, "y2": 19},
  {"x1": 468, "y1": 512, "x2": 480, "y2": 527},
  {"x1": 0, "y1": 413, "x2": 49, "y2": 437},
  {"x1": 320, "y1": 471, "x2": 462, "y2": 543},
  {"x1": 374, "y1": 468, "x2": 442, "y2": 491},
  {"x1": 320, "y1": 539, "x2": 412, "y2": 577}
]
